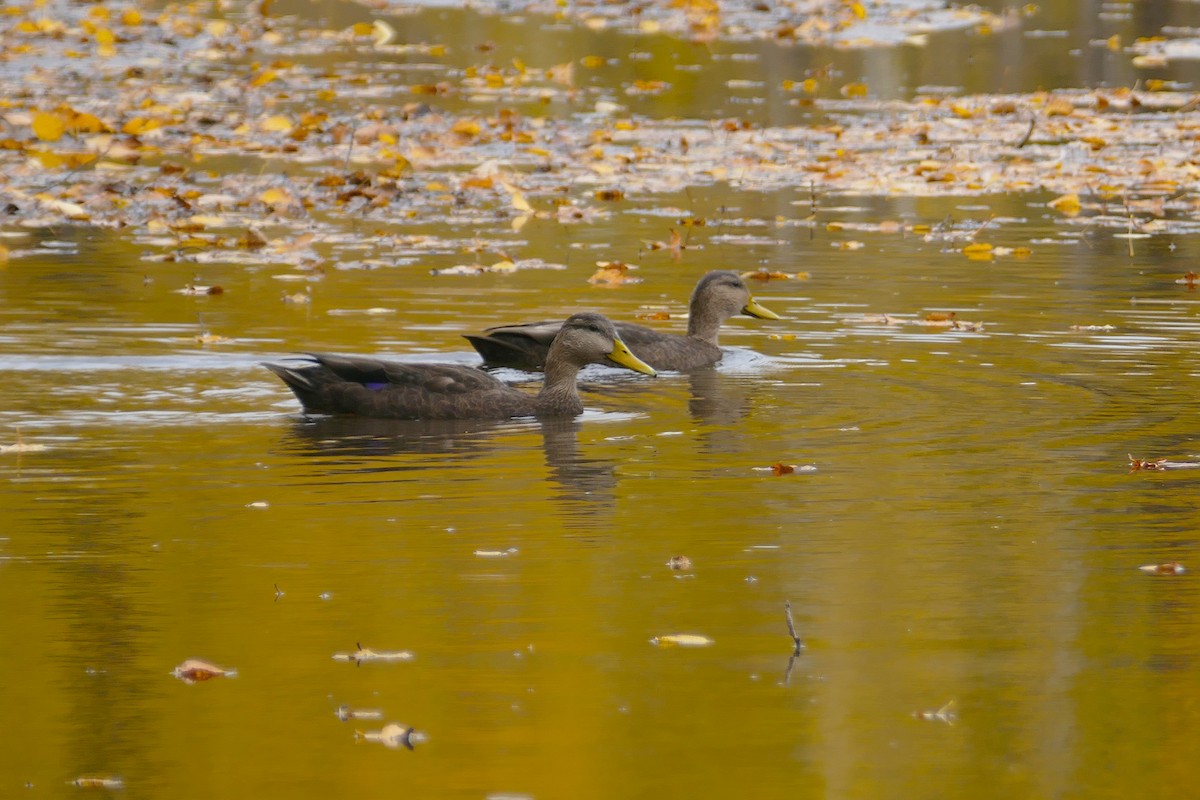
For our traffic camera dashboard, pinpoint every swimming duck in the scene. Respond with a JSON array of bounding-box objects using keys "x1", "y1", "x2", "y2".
[
  {"x1": 464, "y1": 270, "x2": 780, "y2": 372},
  {"x1": 264, "y1": 312, "x2": 655, "y2": 420}
]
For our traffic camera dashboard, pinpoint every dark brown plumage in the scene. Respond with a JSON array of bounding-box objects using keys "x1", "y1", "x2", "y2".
[
  {"x1": 465, "y1": 270, "x2": 780, "y2": 372},
  {"x1": 264, "y1": 312, "x2": 655, "y2": 420}
]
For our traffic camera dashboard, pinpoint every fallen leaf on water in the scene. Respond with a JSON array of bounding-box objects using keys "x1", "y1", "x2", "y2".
[
  {"x1": 666, "y1": 555, "x2": 693, "y2": 571},
  {"x1": 1, "y1": 441, "x2": 47, "y2": 454},
  {"x1": 332, "y1": 643, "x2": 415, "y2": 664},
  {"x1": 474, "y1": 547, "x2": 518, "y2": 558},
  {"x1": 651, "y1": 634, "x2": 714, "y2": 647},
  {"x1": 740, "y1": 269, "x2": 805, "y2": 281},
  {"x1": 771, "y1": 462, "x2": 795, "y2": 476},
  {"x1": 841, "y1": 82, "x2": 869, "y2": 98},
  {"x1": 336, "y1": 704, "x2": 384, "y2": 722},
  {"x1": 1125, "y1": 455, "x2": 1200, "y2": 470},
  {"x1": 238, "y1": 227, "x2": 269, "y2": 249},
  {"x1": 355, "y1": 722, "x2": 423, "y2": 750},
  {"x1": 172, "y1": 658, "x2": 236, "y2": 683},
  {"x1": 645, "y1": 228, "x2": 685, "y2": 260},
  {"x1": 1176, "y1": 271, "x2": 1198, "y2": 291},
  {"x1": 177, "y1": 284, "x2": 224, "y2": 296},
  {"x1": 1048, "y1": 193, "x2": 1082, "y2": 216},
  {"x1": 69, "y1": 776, "x2": 124, "y2": 789},
  {"x1": 913, "y1": 700, "x2": 957, "y2": 724},
  {"x1": 588, "y1": 261, "x2": 640, "y2": 285},
  {"x1": 1139, "y1": 562, "x2": 1185, "y2": 575},
  {"x1": 1129, "y1": 454, "x2": 1167, "y2": 471},
  {"x1": 32, "y1": 110, "x2": 67, "y2": 141},
  {"x1": 194, "y1": 332, "x2": 230, "y2": 345}
]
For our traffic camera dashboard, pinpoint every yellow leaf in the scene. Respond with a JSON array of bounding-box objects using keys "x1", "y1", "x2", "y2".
[
  {"x1": 94, "y1": 27, "x2": 115, "y2": 45},
  {"x1": 122, "y1": 117, "x2": 163, "y2": 135},
  {"x1": 962, "y1": 242, "x2": 993, "y2": 255},
  {"x1": 32, "y1": 111, "x2": 65, "y2": 142},
  {"x1": 452, "y1": 119, "x2": 482, "y2": 137},
  {"x1": 121, "y1": 7, "x2": 143, "y2": 25},
  {"x1": 510, "y1": 190, "x2": 532, "y2": 213},
  {"x1": 250, "y1": 69, "x2": 278, "y2": 88},
  {"x1": 841, "y1": 82, "x2": 868, "y2": 99},
  {"x1": 371, "y1": 19, "x2": 396, "y2": 46},
  {"x1": 259, "y1": 187, "x2": 292, "y2": 206},
  {"x1": 849, "y1": 1, "x2": 867, "y2": 20},
  {"x1": 1048, "y1": 193, "x2": 1082, "y2": 216},
  {"x1": 651, "y1": 634, "x2": 713, "y2": 648},
  {"x1": 581, "y1": 55, "x2": 606, "y2": 69},
  {"x1": 69, "y1": 112, "x2": 108, "y2": 134},
  {"x1": 350, "y1": 21, "x2": 374, "y2": 36},
  {"x1": 260, "y1": 115, "x2": 293, "y2": 133}
]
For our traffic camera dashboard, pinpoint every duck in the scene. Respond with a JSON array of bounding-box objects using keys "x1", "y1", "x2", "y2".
[
  {"x1": 464, "y1": 270, "x2": 780, "y2": 372},
  {"x1": 263, "y1": 312, "x2": 656, "y2": 420}
]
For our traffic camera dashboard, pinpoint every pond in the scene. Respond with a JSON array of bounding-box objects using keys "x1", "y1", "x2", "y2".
[{"x1": 2, "y1": 0, "x2": 1200, "y2": 797}]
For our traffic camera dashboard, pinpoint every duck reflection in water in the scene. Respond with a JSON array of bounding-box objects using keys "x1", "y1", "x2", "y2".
[{"x1": 278, "y1": 415, "x2": 618, "y2": 506}]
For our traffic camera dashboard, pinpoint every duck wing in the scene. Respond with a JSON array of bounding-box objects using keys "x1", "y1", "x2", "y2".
[
  {"x1": 465, "y1": 320, "x2": 562, "y2": 370},
  {"x1": 611, "y1": 323, "x2": 719, "y2": 371},
  {"x1": 265, "y1": 354, "x2": 540, "y2": 419}
]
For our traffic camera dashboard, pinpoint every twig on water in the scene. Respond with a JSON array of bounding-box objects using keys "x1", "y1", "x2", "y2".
[{"x1": 784, "y1": 600, "x2": 804, "y2": 655}]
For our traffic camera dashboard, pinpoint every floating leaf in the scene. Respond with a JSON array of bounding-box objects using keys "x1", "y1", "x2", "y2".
[
  {"x1": 172, "y1": 658, "x2": 236, "y2": 683},
  {"x1": 913, "y1": 700, "x2": 957, "y2": 724},
  {"x1": 259, "y1": 187, "x2": 293, "y2": 206},
  {"x1": 332, "y1": 643, "x2": 415, "y2": 664},
  {"x1": 771, "y1": 462, "x2": 795, "y2": 476},
  {"x1": 666, "y1": 555, "x2": 693, "y2": 570},
  {"x1": 1, "y1": 441, "x2": 47, "y2": 454},
  {"x1": 355, "y1": 723, "x2": 422, "y2": 750},
  {"x1": 1139, "y1": 562, "x2": 1185, "y2": 575},
  {"x1": 588, "y1": 261, "x2": 640, "y2": 285},
  {"x1": 336, "y1": 705, "x2": 384, "y2": 722},
  {"x1": 1048, "y1": 193, "x2": 1082, "y2": 216},
  {"x1": 31, "y1": 111, "x2": 66, "y2": 141},
  {"x1": 70, "y1": 777, "x2": 124, "y2": 789},
  {"x1": 651, "y1": 634, "x2": 714, "y2": 647},
  {"x1": 260, "y1": 115, "x2": 294, "y2": 133}
]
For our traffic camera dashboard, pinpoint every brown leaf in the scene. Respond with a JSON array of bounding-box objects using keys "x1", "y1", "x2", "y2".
[
  {"x1": 1138, "y1": 562, "x2": 1185, "y2": 575},
  {"x1": 172, "y1": 658, "x2": 235, "y2": 683},
  {"x1": 588, "y1": 261, "x2": 640, "y2": 285}
]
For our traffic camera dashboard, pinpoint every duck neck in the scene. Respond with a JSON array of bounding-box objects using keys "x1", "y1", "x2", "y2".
[
  {"x1": 538, "y1": 351, "x2": 585, "y2": 414},
  {"x1": 686, "y1": 304, "x2": 725, "y2": 345}
]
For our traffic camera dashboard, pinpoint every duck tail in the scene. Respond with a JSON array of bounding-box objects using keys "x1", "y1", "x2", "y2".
[{"x1": 262, "y1": 360, "x2": 335, "y2": 414}]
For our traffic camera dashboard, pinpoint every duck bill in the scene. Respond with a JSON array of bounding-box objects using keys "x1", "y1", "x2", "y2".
[
  {"x1": 743, "y1": 297, "x2": 781, "y2": 320},
  {"x1": 607, "y1": 339, "x2": 657, "y2": 376}
]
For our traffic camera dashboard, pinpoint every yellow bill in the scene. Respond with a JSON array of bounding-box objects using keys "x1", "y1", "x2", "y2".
[
  {"x1": 607, "y1": 338, "x2": 657, "y2": 376},
  {"x1": 743, "y1": 297, "x2": 781, "y2": 320}
]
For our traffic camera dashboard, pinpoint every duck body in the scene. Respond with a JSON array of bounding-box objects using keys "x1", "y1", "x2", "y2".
[
  {"x1": 265, "y1": 312, "x2": 655, "y2": 420},
  {"x1": 465, "y1": 270, "x2": 779, "y2": 372}
]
